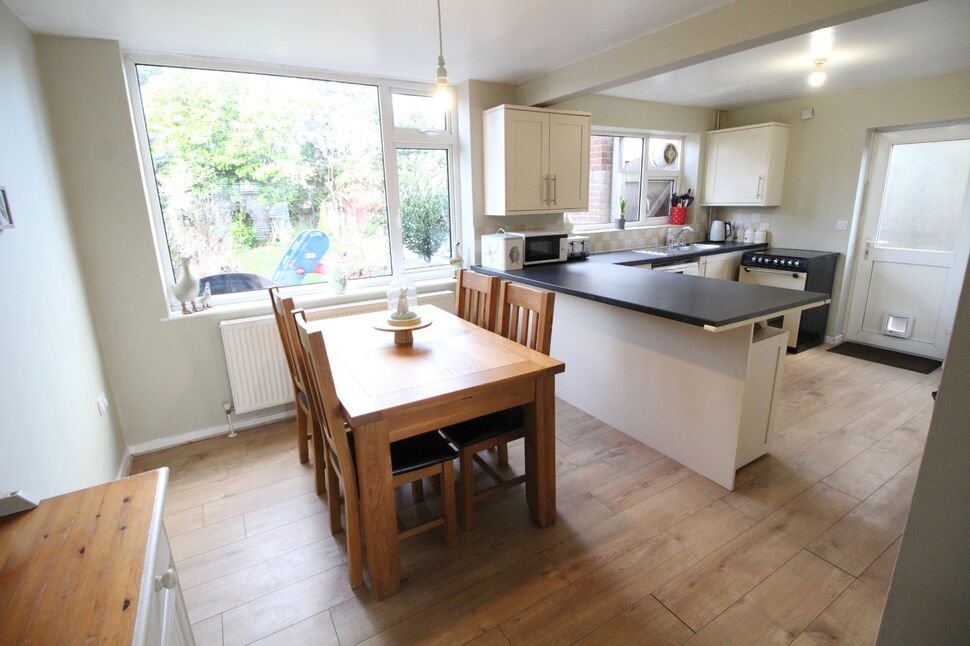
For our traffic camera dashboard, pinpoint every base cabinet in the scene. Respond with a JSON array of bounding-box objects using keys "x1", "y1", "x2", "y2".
[
  {"x1": 736, "y1": 326, "x2": 788, "y2": 467},
  {"x1": 700, "y1": 250, "x2": 744, "y2": 281}
]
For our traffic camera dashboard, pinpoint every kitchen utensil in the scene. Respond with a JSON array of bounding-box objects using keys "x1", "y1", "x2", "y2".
[{"x1": 708, "y1": 220, "x2": 732, "y2": 242}]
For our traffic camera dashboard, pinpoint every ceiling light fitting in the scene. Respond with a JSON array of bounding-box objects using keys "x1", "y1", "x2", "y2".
[
  {"x1": 808, "y1": 58, "x2": 827, "y2": 87},
  {"x1": 433, "y1": 0, "x2": 452, "y2": 107}
]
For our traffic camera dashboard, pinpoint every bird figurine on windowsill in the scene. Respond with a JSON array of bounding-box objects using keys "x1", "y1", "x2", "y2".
[
  {"x1": 172, "y1": 256, "x2": 201, "y2": 315},
  {"x1": 200, "y1": 281, "x2": 213, "y2": 309}
]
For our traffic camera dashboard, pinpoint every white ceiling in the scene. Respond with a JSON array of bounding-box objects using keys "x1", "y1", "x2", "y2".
[
  {"x1": 600, "y1": 0, "x2": 970, "y2": 109},
  {"x1": 3, "y1": 0, "x2": 734, "y2": 85}
]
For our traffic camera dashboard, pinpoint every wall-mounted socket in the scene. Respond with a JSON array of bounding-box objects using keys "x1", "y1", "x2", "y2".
[
  {"x1": 800, "y1": 108, "x2": 814, "y2": 120},
  {"x1": 835, "y1": 220, "x2": 849, "y2": 231},
  {"x1": 96, "y1": 392, "x2": 109, "y2": 417}
]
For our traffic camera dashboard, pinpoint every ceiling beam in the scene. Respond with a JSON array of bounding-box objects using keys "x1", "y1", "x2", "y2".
[{"x1": 515, "y1": 0, "x2": 925, "y2": 106}]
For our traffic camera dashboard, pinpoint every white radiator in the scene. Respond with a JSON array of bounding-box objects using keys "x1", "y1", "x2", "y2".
[{"x1": 220, "y1": 290, "x2": 455, "y2": 414}]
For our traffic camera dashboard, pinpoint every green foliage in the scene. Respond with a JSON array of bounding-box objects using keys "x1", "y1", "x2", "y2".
[
  {"x1": 230, "y1": 210, "x2": 257, "y2": 249},
  {"x1": 401, "y1": 186, "x2": 449, "y2": 262},
  {"x1": 619, "y1": 196, "x2": 627, "y2": 218}
]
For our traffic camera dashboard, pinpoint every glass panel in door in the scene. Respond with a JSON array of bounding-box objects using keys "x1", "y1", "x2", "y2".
[{"x1": 876, "y1": 139, "x2": 970, "y2": 252}]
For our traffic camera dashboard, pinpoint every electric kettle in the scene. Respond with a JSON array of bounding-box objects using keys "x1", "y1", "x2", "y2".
[{"x1": 708, "y1": 220, "x2": 732, "y2": 242}]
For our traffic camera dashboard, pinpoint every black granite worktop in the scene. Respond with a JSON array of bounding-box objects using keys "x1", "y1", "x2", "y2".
[
  {"x1": 473, "y1": 257, "x2": 829, "y2": 329},
  {"x1": 586, "y1": 241, "x2": 767, "y2": 267}
]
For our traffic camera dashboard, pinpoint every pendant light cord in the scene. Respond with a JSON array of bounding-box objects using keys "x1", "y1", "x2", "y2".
[{"x1": 437, "y1": 0, "x2": 444, "y2": 58}]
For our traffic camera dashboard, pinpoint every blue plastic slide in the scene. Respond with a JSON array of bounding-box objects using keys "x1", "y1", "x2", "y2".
[{"x1": 272, "y1": 230, "x2": 330, "y2": 285}]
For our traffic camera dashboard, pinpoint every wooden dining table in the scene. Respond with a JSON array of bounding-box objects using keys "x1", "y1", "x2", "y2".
[{"x1": 309, "y1": 304, "x2": 565, "y2": 599}]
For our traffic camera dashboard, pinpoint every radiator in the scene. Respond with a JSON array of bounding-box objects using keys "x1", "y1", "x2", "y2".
[{"x1": 219, "y1": 290, "x2": 455, "y2": 414}]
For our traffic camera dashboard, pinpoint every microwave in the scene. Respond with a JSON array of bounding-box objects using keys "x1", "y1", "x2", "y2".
[{"x1": 480, "y1": 231, "x2": 568, "y2": 270}]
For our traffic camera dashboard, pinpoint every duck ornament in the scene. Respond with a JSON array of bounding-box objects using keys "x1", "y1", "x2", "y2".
[{"x1": 172, "y1": 256, "x2": 202, "y2": 314}]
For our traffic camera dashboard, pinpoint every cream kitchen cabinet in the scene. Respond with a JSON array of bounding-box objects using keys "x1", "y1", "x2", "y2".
[
  {"x1": 483, "y1": 104, "x2": 590, "y2": 215},
  {"x1": 703, "y1": 122, "x2": 789, "y2": 206},
  {"x1": 699, "y1": 250, "x2": 745, "y2": 281}
]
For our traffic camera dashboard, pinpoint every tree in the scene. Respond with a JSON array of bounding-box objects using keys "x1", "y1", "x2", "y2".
[{"x1": 401, "y1": 185, "x2": 449, "y2": 262}]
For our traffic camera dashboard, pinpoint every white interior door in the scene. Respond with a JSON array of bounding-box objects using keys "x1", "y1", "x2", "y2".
[{"x1": 847, "y1": 124, "x2": 970, "y2": 360}]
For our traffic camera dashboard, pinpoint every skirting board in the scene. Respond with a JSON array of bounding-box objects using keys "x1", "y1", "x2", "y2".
[
  {"x1": 825, "y1": 334, "x2": 845, "y2": 345},
  {"x1": 123, "y1": 407, "x2": 297, "y2": 462},
  {"x1": 116, "y1": 449, "x2": 133, "y2": 480}
]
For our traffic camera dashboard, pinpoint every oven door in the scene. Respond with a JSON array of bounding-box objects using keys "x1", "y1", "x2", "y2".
[
  {"x1": 523, "y1": 235, "x2": 567, "y2": 264},
  {"x1": 740, "y1": 266, "x2": 808, "y2": 349},
  {"x1": 739, "y1": 266, "x2": 807, "y2": 290}
]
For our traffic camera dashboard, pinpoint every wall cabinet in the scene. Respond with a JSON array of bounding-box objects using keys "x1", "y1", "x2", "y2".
[
  {"x1": 703, "y1": 122, "x2": 789, "y2": 206},
  {"x1": 483, "y1": 104, "x2": 590, "y2": 215},
  {"x1": 699, "y1": 250, "x2": 744, "y2": 281}
]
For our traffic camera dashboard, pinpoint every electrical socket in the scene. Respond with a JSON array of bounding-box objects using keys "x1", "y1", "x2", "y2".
[
  {"x1": 835, "y1": 220, "x2": 849, "y2": 231},
  {"x1": 96, "y1": 392, "x2": 109, "y2": 417}
]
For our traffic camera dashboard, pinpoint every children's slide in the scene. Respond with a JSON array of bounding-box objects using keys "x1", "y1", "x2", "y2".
[{"x1": 271, "y1": 230, "x2": 330, "y2": 285}]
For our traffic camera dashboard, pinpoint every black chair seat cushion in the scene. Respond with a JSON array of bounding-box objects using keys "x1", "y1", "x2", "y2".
[
  {"x1": 345, "y1": 430, "x2": 458, "y2": 477},
  {"x1": 441, "y1": 406, "x2": 525, "y2": 447}
]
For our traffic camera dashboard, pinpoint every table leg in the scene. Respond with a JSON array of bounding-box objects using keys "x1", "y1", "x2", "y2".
[
  {"x1": 353, "y1": 420, "x2": 401, "y2": 599},
  {"x1": 525, "y1": 375, "x2": 556, "y2": 527}
]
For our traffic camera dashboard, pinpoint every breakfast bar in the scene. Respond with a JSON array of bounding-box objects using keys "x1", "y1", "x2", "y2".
[{"x1": 475, "y1": 261, "x2": 830, "y2": 489}]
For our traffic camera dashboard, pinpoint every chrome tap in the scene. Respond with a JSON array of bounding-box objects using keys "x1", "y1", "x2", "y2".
[{"x1": 673, "y1": 226, "x2": 694, "y2": 249}]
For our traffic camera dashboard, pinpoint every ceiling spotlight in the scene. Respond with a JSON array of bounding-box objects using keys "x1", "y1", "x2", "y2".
[
  {"x1": 808, "y1": 58, "x2": 827, "y2": 87},
  {"x1": 432, "y1": 0, "x2": 453, "y2": 107}
]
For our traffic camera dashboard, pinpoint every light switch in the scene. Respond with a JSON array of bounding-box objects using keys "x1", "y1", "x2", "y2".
[
  {"x1": 835, "y1": 220, "x2": 848, "y2": 231},
  {"x1": 97, "y1": 392, "x2": 109, "y2": 417}
]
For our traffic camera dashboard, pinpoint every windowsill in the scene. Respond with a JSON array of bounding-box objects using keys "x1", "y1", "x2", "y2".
[
  {"x1": 571, "y1": 221, "x2": 678, "y2": 234},
  {"x1": 160, "y1": 275, "x2": 457, "y2": 323}
]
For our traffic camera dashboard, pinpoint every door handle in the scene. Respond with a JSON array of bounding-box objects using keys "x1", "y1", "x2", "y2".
[
  {"x1": 551, "y1": 174, "x2": 557, "y2": 205},
  {"x1": 543, "y1": 175, "x2": 550, "y2": 205},
  {"x1": 864, "y1": 239, "x2": 888, "y2": 259},
  {"x1": 756, "y1": 174, "x2": 765, "y2": 199}
]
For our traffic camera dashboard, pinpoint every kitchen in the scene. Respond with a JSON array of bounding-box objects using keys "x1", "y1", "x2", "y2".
[{"x1": 2, "y1": 0, "x2": 969, "y2": 644}]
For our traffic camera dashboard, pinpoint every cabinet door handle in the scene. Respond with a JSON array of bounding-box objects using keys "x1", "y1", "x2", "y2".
[
  {"x1": 756, "y1": 174, "x2": 765, "y2": 199},
  {"x1": 155, "y1": 567, "x2": 178, "y2": 591},
  {"x1": 543, "y1": 175, "x2": 550, "y2": 205},
  {"x1": 551, "y1": 174, "x2": 557, "y2": 205}
]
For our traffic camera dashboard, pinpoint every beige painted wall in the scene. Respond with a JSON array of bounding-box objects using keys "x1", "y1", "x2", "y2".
[
  {"x1": 35, "y1": 35, "x2": 266, "y2": 449},
  {"x1": 0, "y1": 7, "x2": 125, "y2": 498},
  {"x1": 877, "y1": 260, "x2": 970, "y2": 644},
  {"x1": 721, "y1": 70, "x2": 970, "y2": 336}
]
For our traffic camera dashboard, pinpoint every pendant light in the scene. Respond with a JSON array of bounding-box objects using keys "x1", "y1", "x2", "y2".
[
  {"x1": 432, "y1": 0, "x2": 453, "y2": 107},
  {"x1": 808, "y1": 58, "x2": 827, "y2": 87}
]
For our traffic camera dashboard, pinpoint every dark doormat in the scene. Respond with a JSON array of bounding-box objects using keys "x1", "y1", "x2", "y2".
[{"x1": 829, "y1": 342, "x2": 942, "y2": 374}]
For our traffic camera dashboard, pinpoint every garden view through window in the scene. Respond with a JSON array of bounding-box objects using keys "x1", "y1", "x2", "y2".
[{"x1": 135, "y1": 64, "x2": 454, "y2": 300}]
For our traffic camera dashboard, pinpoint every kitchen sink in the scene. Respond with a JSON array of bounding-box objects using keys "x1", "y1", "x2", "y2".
[
  {"x1": 677, "y1": 243, "x2": 722, "y2": 251},
  {"x1": 631, "y1": 243, "x2": 722, "y2": 256}
]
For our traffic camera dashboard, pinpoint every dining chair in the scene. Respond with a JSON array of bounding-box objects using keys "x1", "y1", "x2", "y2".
[
  {"x1": 269, "y1": 288, "x2": 317, "y2": 474},
  {"x1": 455, "y1": 269, "x2": 501, "y2": 331},
  {"x1": 442, "y1": 281, "x2": 555, "y2": 530},
  {"x1": 292, "y1": 310, "x2": 459, "y2": 588}
]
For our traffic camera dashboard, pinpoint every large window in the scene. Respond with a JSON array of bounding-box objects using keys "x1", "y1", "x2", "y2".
[
  {"x1": 568, "y1": 132, "x2": 682, "y2": 228},
  {"x1": 130, "y1": 61, "x2": 457, "y2": 306}
]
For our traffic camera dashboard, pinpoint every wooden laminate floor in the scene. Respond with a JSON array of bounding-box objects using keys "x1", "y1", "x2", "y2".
[{"x1": 131, "y1": 344, "x2": 940, "y2": 645}]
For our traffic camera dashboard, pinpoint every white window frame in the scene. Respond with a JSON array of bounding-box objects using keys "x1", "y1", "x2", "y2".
[
  {"x1": 124, "y1": 53, "x2": 461, "y2": 310},
  {"x1": 571, "y1": 127, "x2": 684, "y2": 231}
]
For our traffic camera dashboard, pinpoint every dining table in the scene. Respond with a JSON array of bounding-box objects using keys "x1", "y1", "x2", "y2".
[{"x1": 309, "y1": 303, "x2": 565, "y2": 599}]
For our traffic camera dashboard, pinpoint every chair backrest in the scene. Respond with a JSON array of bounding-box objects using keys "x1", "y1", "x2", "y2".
[
  {"x1": 455, "y1": 269, "x2": 501, "y2": 331},
  {"x1": 498, "y1": 281, "x2": 556, "y2": 355},
  {"x1": 293, "y1": 310, "x2": 357, "y2": 496},
  {"x1": 269, "y1": 287, "x2": 308, "y2": 395}
]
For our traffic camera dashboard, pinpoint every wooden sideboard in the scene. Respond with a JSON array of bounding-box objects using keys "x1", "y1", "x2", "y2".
[{"x1": 0, "y1": 468, "x2": 194, "y2": 645}]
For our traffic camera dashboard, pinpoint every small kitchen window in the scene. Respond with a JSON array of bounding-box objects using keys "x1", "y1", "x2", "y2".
[{"x1": 568, "y1": 131, "x2": 683, "y2": 229}]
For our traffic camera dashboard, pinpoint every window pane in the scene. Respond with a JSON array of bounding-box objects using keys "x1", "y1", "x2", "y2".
[
  {"x1": 397, "y1": 148, "x2": 452, "y2": 269},
  {"x1": 392, "y1": 93, "x2": 446, "y2": 130},
  {"x1": 568, "y1": 135, "x2": 643, "y2": 225},
  {"x1": 135, "y1": 64, "x2": 391, "y2": 296},
  {"x1": 876, "y1": 139, "x2": 970, "y2": 252},
  {"x1": 648, "y1": 137, "x2": 681, "y2": 171},
  {"x1": 645, "y1": 180, "x2": 675, "y2": 219}
]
